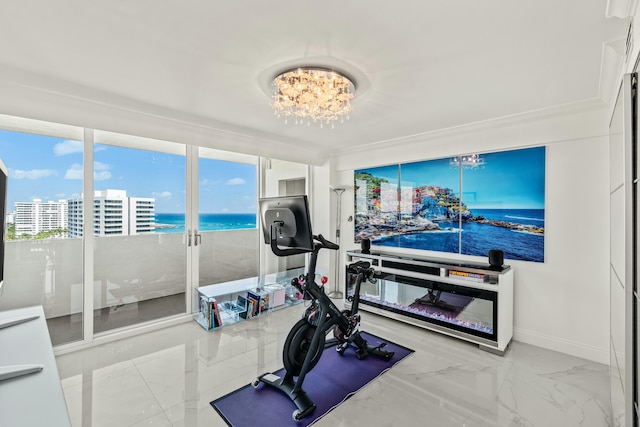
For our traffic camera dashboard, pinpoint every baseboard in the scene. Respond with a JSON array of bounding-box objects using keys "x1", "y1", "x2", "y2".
[{"x1": 513, "y1": 327, "x2": 609, "y2": 365}]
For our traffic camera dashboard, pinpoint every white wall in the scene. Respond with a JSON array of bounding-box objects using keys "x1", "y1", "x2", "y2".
[{"x1": 331, "y1": 102, "x2": 611, "y2": 363}]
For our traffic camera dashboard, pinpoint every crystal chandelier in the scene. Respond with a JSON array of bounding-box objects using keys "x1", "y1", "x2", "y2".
[
  {"x1": 272, "y1": 67, "x2": 355, "y2": 128},
  {"x1": 450, "y1": 154, "x2": 486, "y2": 169}
]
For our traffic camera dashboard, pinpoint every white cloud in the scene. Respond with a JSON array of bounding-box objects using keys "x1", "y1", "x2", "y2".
[
  {"x1": 225, "y1": 177, "x2": 245, "y2": 186},
  {"x1": 151, "y1": 191, "x2": 172, "y2": 198},
  {"x1": 94, "y1": 171, "x2": 112, "y2": 181},
  {"x1": 54, "y1": 140, "x2": 83, "y2": 156},
  {"x1": 200, "y1": 178, "x2": 223, "y2": 186},
  {"x1": 65, "y1": 161, "x2": 112, "y2": 180},
  {"x1": 10, "y1": 168, "x2": 57, "y2": 180},
  {"x1": 64, "y1": 163, "x2": 83, "y2": 180},
  {"x1": 94, "y1": 161, "x2": 111, "y2": 181}
]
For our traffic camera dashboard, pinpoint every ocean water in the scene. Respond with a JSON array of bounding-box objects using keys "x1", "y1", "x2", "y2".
[
  {"x1": 373, "y1": 208, "x2": 544, "y2": 262},
  {"x1": 154, "y1": 213, "x2": 256, "y2": 234},
  {"x1": 472, "y1": 208, "x2": 544, "y2": 228}
]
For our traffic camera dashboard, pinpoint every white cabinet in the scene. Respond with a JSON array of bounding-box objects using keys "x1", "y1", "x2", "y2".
[
  {"x1": 0, "y1": 306, "x2": 71, "y2": 426},
  {"x1": 345, "y1": 250, "x2": 513, "y2": 354}
]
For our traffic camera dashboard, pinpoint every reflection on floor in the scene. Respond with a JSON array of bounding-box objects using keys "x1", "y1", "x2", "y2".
[
  {"x1": 47, "y1": 293, "x2": 186, "y2": 346},
  {"x1": 56, "y1": 303, "x2": 614, "y2": 427}
]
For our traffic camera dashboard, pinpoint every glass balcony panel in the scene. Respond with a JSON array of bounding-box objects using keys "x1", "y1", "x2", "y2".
[
  {"x1": 0, "y1": 123, "x2": 84, "y2": 346},
  {"x1": 93, "y1": 233, "x2": 186, "y2": 332},
  {"x1": 1, "y1": 239, "x2": 83, "y2": 345}
]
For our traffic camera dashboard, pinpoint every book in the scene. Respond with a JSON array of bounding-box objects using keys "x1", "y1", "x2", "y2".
[
  {"x1": 246, "y1": 299, "x2": 255, "y2": 319},
  {"x1": 259, "y1": 292, "x2": 270, "y2": 312},
  {"x1": 448, "y1": 270, "x2": 486, "y2": 283},
  {"x1": 247, "y1": 290, "x2": 264, "y2": 315},
  {"x1": 238, "y1": 295, "x2": 250, "y2": 319},
  {"x1": 200, "y1": 295, "x2": 212, "y2": 329},
  {"x1": 208, "y1": 298, "x2": 215, "y2": 328},
  {"x1": 212, "y1": 299, "x2": 223, "y2": 327}
]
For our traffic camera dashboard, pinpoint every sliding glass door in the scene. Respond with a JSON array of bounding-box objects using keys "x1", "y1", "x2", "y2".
[
  {"x1": 91, "y1": 131, "x2": 188, "y2": 334},
  {"x1": 196, "y1": 147, "x2": 259, "y2": 287},
  {"x1": 0, "y1": 113, "x2": 313, "y2": 346}
]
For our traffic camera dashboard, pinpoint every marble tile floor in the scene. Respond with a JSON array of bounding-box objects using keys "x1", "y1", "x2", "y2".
[{"x1": 56, "y1": 303, "x2": 612, "y2": 427}]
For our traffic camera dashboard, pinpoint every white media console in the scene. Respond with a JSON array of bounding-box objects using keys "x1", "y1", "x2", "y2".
[
  {"x1": 345, "y1": 250, "x2": 513, "y2": 354},
  {"x1": 0, "y1": 305, "x2": 71, "y2": 426}
]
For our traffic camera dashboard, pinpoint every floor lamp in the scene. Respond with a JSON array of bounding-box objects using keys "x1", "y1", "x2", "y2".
[{"x1": 329, "y1": 187, "x2": 345, "y2": 299}]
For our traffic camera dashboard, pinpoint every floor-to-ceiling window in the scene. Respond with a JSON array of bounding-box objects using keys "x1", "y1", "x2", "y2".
[
  {"x1": 0, "y1": 113, "x2": 313, "y2": 347},
  {"x1": 92, "y1": 131, "x2": 188, "y2": 333},
  {"x1": 0, "y1": 116, "x2": 84, "y2": 346},
  {"x1": 197, "y1": 147, "x2": 258, "y2": 287}
]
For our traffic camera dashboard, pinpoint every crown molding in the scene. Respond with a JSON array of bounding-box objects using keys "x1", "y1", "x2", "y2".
[
  {"x1": 0, "y1": 63, "x2": 330, "y2": 166},
  {"x1": 335, "y1": 98, "x2": 607, "y2": 156}
]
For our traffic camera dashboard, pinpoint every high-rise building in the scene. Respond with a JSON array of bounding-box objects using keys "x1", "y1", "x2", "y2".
[
  {"x1": 13, "y1": 199, "x2": 68, "y2": 237},
  {"x1": 67, "y1": 190, "x2": 155, "y2": 237}
]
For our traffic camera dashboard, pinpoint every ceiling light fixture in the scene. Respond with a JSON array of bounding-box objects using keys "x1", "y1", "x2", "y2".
[{"x1": 272, "y1": 67, "x2": 355, "y2": 129}]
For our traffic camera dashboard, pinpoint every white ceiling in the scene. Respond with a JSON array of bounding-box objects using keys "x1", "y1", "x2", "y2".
[{"x1": 0, "y1": 0, "x2": 628, "y2": 163}]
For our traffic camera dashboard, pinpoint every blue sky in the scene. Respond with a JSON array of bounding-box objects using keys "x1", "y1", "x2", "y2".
[
  {"x1": 357, "y1": 146, "x2": 546, "y2": 210},
  {"x1": 0, "y1": 129, "x2": 257, "y2": 213}
]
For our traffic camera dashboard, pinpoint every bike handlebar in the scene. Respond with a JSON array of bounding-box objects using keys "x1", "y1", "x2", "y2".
[
  {"x1": 347, "y1": 260, "x2": 371, "y2": 274},
  {"x1": 315, "y1": 234, "x2": 339, "y2": 251}
]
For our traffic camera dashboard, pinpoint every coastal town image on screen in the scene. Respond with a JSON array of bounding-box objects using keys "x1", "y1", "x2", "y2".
[{"x1": 354, "y1": 146, "x2": 546, "y2": 262}]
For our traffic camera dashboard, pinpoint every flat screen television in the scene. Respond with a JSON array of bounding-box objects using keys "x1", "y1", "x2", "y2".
[
  {"x1": 354, "y1": 146, "x2": 546, "y2": 263},
  {"x1": 259, "y1": 195, "x2": 314, "y2": 252},
  {"x1": 0, "y1": 157, "x2": 6, "y2": 294}
]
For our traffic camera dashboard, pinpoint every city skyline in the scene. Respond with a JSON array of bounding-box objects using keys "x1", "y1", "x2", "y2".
[{"x1": 0, "y1": 129, "x2": 257, "y2": 214}]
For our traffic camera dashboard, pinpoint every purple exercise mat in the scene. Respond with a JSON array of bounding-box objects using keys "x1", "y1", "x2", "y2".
[{"x1": 211, "y1": 332, "x2": 414, "y2": 427}]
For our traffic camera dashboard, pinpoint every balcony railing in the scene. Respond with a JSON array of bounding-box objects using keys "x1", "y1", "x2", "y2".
[{"x1": 0, "y1": 228, "x2": 259, "y2": 327}]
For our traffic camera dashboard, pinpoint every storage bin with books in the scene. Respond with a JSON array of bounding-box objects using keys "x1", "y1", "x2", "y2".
[{"x1": 193, "y1": 268, "x2": 306, "y2": 331}]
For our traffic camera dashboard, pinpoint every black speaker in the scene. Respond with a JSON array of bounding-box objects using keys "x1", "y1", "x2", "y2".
[
  {"x1": 361, "y1": 238, "x2": 371, "y2": 254},
  {"x1": 488, "y1": 249, "x2": 504, "y2": 269}
]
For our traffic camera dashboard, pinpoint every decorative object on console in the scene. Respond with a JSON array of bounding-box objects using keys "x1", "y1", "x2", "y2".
[
  {"x1": 271, "y1": 67, "x2": 355, "y2": 128},
  {"x1": 361, "y1": 238, "x2": 371, "y2": 254},
  {"x1": 488, "y1": 249, "x2": 504, "y2": 269}
]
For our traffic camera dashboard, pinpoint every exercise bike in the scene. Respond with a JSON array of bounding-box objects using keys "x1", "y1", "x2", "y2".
[{"x1": 253, "y1": 215, "x2": 394, "y2": 421}]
